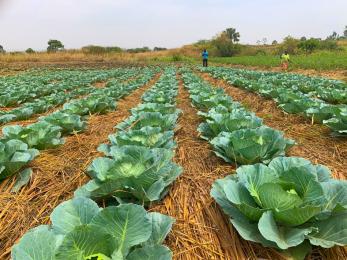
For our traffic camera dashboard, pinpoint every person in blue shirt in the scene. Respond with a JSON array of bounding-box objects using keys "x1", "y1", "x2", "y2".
[{"x1": 202, "y1": 49, "x2": 208, "y2": 67}]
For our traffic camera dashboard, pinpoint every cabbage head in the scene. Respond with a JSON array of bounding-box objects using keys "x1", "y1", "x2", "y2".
[
  {"x1": 211, "y1": 126, "x2": 295, "y2": 165},
  {"x1": 106, "y1": 126, "x2": 176, "y2": 149},
  {"x1": 12, "y1": 197, "x2": 174, "y2": 260},
  {"x1": 198, "y1": 109, "x2": 262, "y2": 140},
  {"x1": 211, "y1": 156, "x2": 347, "y2": 259},
  {"x1": 0, "y1": 139, "x2": 39, "y2": 180},
  {"x1": 75, "y1": 145, "x2": 182, "y2": 204},
  {"x1": 1, "y1": 122, "x2": 64, "y2": 150},
  {"x1": 39, "y1": 112, "x2": 87, "y2": 135}
]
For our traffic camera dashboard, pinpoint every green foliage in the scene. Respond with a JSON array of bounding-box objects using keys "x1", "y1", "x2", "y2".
[
  {"x1": 75, "y1": 145, "x2": 182, "y2": 203},
  {"x1": 208, "y1": 50, "x2": 347, "y2": 70},
  {"x1": 127, "y1": 47, "x2": 151, "y2": 53},
  {"x1": 153, "y1": 47, "x2": 167, "y2": 51},
  {"x1": 0, "y1": 45, "x2": 5, "y2": 53},
  {"x1": 12, "y1": 197, "x2": 174, "y2": 260},
  {"x1": 204, "y1": 66, "x2": 347, "y2": 135},
  {"x1": 211, "y1": 157, "x2": 347, "y2": 259},
  {"x1": 47, "y1": 39, "x2": 64, "y2": 52},
  {"x1": 198, "y1": 109, "x2": 262, "y2": 140},
  {"x1": 279, "y1": 36, "x2": 300, "y2": 54},
  {"x1": 318, "y1": 40, "x2": 339, "y2": 50},
  {"x1": 224, "y1": 28, "x2": 240, "y2": 43},
  {"x1": 1, "y1": 122, "x2": 64, "y2": 150},
  {"x1": 116, "y1": 112, "x2": 179, "y2": 132},
  {"x1": 62, "y1": 95, "x2": 116, "y2": 116},
  {"x1": 25, "y1": 48, "x2": 35, "y2": 54},
  {"x1": 323, "y1": 110, "x2": 347, "y2": 136},
  {"x1": 108, "y1": 126, "x2": 176, "y2": 149},
  {"x1": 213, "y1": 34, "x2": 242, "y2": 57},
  {"x1": 39, "y1": 112, "x2": 87, "y2": 135},
  {"x1": 298, "y1": 38, "x2": 320, "y2": 53},
  {"x1": 326, "y1": 31, "x2": 339, "y2": 40},
  {"x1": 82, "y1": 45, "x2": 122, "y2": 54},
  {"x1": 211, "y1": 127, "x2": 295, "y2": 165},
  {"x1": 0, "y1": 139, "x2": 38, "y2": 180}
]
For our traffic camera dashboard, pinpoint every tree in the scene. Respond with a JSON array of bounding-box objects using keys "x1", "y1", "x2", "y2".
[
  {"x1": 344, "y1": 26, "x2": 347, "y2": 38},
  {"x1": 26, "y1": 48, "x2": 35, "y2": 54},
  {"x1": 280, "y1": 36, "x2": 300, "y2": 54},
  {"x1": 213, "y1": 33, "x2": 241, "y2": 57},
  {"x1": 298, "y1": 38, "x2": 320, "y2": 53},
  {"x1": 327, "y1": 31, "x2": 339, "y2": 40},
  {"x1": 262, "y1": 38, "x2": 268, "y2": 45},
  {"x1": 0, "y1": 45, "x2": 5, "y2": 53},
  {"x1": 272, "y1": 40, "x2": 278, "y2": 45},
  {"x1": 153, "y1": 47, "x2": 167, "y2": 51},
  {"x1": 47, "y1": 39, "x2": 64, "y2": 52},
  {"x1": 300, "y1": 36, "x2": 307, "y2": 41},
  {"x1": 224, "y1": 28, "x2": 240, "y2": 43}
]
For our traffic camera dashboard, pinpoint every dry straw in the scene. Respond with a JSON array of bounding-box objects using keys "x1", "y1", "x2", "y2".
[
  {"x1": 151, "y1": 78, "x2": 285, "y2": 259},
  {"x1": 0, "y1": 75, "x2": 160, "y2": 259},
  {"x1": 200, "y1": 73, "x2": 347, "y2": 259}
]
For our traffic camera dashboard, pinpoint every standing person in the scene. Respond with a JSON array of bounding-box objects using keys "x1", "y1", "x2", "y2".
[
  {"x1": 280, "y1": 51, "x2": 290, "y2": 71},
  {"x1": 202, "y1": 49, "x2": 209, "y2": 67}
]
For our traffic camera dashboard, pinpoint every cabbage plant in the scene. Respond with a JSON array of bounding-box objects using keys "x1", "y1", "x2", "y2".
[
  {"x1": 12, "y1": 197, "x2": 174, "y2": 260},
  {"x1": 2, "y1": 122, "x2": 64, "y2": 150},
  {"x1": 305, "y1": 104, "x2": 342, "y2": 123},
  {"x1": 116, "y1": 112, "x2": 178, "y2": 132},
  {"x1": 106, "y1": 126, "x2": 176, "y2": 149},
  {"x1": 0, "y1": 139, "x2": 39, "y2": 180},
  {"x1": 131, "y1": 103, "x2": 180, "y2": 116},
  {"x1": 211, "y1": 156, "x2": 347, "y2": 259},
  {"x1": 75, "y1": 145, "x2": 182, "y2": 204},
  {"x1": 323, "y1": 110, "x2": 347, "y2": 136},
  {"x1": 211, "y1": 126, "x2": 295, "y2": 165},
  {"x1": 62, "y1": 95, "x2": 116, "y2": 116},
  {"x1": 191, "y1": 93, "x2": 234, "y2": 110},
  {"x1": 198, "y1": 109, "x2": 262, "y2": 140},
  {"x1": 39, "y1": 112, "x2": 87, "y2": 134},
  {"x1": 142, "y1": 90, "x2": 177, "y2": 104}
]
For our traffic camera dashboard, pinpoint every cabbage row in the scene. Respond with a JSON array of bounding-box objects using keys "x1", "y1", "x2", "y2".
[
  {"x1": 75, "y1": 68, "x2": 182, "y2": 206},
  {"x1": 182, "y1": 70, "x2": 295, "y2": 166},
  {"x1": 0, "y1": 68, "x2": 156, "y2": 182},
  {"x1": 0, "y1": 68, "x2": 138, "y2": 125},
  {"x1": 11, "y1": 68, "x2": 181, "y2": 260},
  {"x1": 182, "y1": 70, "x2": 347, "y2": 259},
  {"x1": 203, "y1": 67, "x2": 347, "y2": 136},
  {"x1": 0, "y1": 68, "x2": 127, "y2": 107}
]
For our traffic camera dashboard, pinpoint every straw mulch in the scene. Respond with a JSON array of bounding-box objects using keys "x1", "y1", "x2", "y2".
[
  {"x1": 151, "y1": 77, "x2": 286, "y2": 260},
  {"x1": 201, "y1": 73, "x2": 347, "y2": 259},
  {"x1": 0, "y1": 74, "x2": 160, "y2": 259},
  {"x1": 0, "y1": 80, "x2": 108, "y2": 132}
]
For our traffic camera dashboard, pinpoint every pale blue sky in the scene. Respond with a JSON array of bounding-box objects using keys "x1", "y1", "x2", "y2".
[{"x1": 0, "y1": 0, "x2": 346, "y2": 51}]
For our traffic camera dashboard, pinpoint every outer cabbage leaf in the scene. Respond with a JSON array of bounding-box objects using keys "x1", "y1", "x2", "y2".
[{"x1": 211, "y1": 127, "x2": 295, "y2": 165}]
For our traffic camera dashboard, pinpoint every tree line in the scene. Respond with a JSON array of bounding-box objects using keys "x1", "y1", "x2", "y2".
[
  {"x1": 195, "y1": 25, "x2": 347, "y2": 57},
  {"x1": 0, "y1": 40, "x2": 167, "y2": 54}
]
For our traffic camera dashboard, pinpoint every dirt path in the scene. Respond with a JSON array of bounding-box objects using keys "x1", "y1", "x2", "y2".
[
  {"x1": 201, "y1": 73, "x2": 347, "y2": 181},
  {"x1": 0, "y1": 74, "x2": 160, "y2": 259},
  {"x1": 151, "y1": 75, "x2": 286, "y2": 260}
]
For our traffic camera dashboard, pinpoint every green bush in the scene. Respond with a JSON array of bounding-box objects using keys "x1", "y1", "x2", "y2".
[
  {"x1": 298, "y1": 39, "x2": 320, "y2": 53},
  {"x1": 82, "y1": 45, "x2": 122, "y2": 54},
  {"x1": 319, "y1": 40, "x2": 339, "y2": 50}
]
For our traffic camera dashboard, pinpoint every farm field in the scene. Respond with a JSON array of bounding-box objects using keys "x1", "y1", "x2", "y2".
[{"x1": 0, "y1": 64, "x2": 346, "y2": 260}]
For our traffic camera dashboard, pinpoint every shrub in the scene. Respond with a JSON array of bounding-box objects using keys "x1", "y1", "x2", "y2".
[{"x1": 298, "y1": 39, "x2": 320, "y2": 53}]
